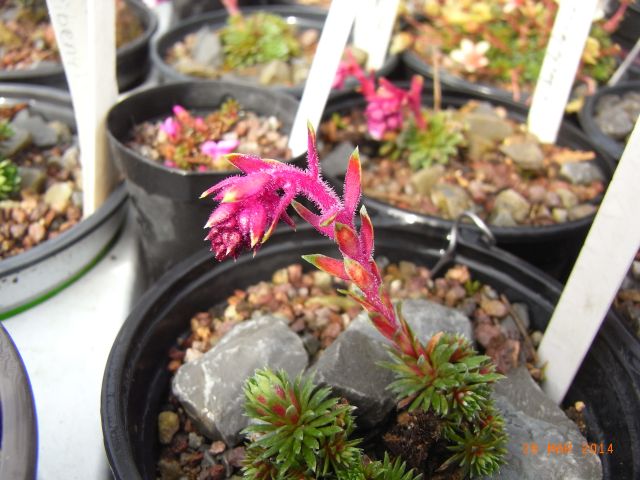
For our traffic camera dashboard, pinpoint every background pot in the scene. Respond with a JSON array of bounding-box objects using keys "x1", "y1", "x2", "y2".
[
  {"x1": 0, "y1": 0, "x2": 158, "y2": 92},
  {"x1": 107, "y1": 80, "x2": 301, "y2": 284},
  {"x1": 0, "y1": 84, "x2": 128, "y2": 318},
  {"x1": 0, "y1": 322, "x2": 38, "y2": 480},
  {"x1": 320, "y1": 86, "x2": 616, "y2": 281},
  {"x1": 101, "y1": 223, "x2": 640, "y2": 479},
  {"x1": 578, "y1": 81, "x2": 640, "y2": 161},
  {"x1": 152, "y1": 5, "x2": 399, "y2": 97},
  {"x1": 402, "y1": 50, "x2": 527, "y2": 103}
]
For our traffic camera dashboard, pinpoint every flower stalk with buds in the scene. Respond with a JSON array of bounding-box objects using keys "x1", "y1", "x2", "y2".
[{"x1": 202, "y1": 126, "x2": 507, "y2": 477}]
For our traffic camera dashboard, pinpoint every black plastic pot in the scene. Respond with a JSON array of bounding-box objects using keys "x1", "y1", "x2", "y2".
[
  {"x1": 0, "y1": 84, "x2": 128, "y2": 318},
  {"x1": 171, "y1": 0, "x2": 272, "y2": 21},
  {"x1": 0, "y1": 322, "x2": 37, "y2": 480},
  {"x1": 321, "y1": 86, "x2": 616, "y2": 281},
  {"x1": 401, "y1": 50, "x2": 529, "y2": 103},
  {"x1": 578, "y1": 81, "x2": 640, "y2": 161},
  {"x1": 107, "y1": 80, "x2": 301, "y2": 283},
  {"x1": 152, "y1": 5, "x2": 399, "y2": 97},
  {"x1": 101, "y1": 223, "x2": 640, "y2": 479},
  {"x1": 0, "y1": 0, "x2": 158, "y2": 92}
]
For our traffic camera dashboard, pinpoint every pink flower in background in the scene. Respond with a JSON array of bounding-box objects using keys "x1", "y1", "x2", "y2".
[
  {"x1": 449, "y1": 39, "x2": 490, "y2": 73},
  {"x1": 160, "y1": 117, "x2": 181, "y2": 140},
  {"x1": 164, "y1": 160, "x2": 177, "y2": 168},
  {"x1": 365, "y1": 77, "x2": 425, "y2": 139},
  {"x1": 201, "y1": 139, "x2": 240, "y2": 161}
]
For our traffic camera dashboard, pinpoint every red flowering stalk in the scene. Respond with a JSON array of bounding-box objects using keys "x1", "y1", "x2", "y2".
[
  {"x1": 202, "y1": 125, "x2": 421, "y2": 357},
  {"x1": 203, "y1": 126, "x2": 507, "y2": 477}
]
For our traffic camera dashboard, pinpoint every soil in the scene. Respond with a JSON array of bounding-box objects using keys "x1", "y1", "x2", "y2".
[
  {"x1": 127, "y1": 102, "x2": 291, "y2": 172},
  {"x1": 0, "y1": 0, "x2": 143, "y2": 71},
  {"x1": 319, "y1": 101, "x2": 605, "y2": 227},
  {"x1": 156, "y1": 260, "x2": 542, "y2": 479},
  {"x1": 0, "y1": 103, "x2": 81, "y2": 260}
]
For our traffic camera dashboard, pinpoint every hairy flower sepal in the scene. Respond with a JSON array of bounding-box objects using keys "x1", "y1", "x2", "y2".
[{"x1": 243, "y1": 369, "x2": 360, "y2": 479}]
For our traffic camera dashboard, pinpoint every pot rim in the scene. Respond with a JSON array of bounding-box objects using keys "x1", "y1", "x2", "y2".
[
  {"x1": 0, "y1": 322, "x2": 38, "y2": 480},
  {"x1": 106, "y1": 79, "x2": 303, "y2": 179},
  {"x1": 0, "y1": 84, "x2": 128, "y2": 302}
]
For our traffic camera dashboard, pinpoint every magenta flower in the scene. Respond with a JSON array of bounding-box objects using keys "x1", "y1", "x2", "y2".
[
  {"x1": 201, "y1": 125, "x2": 421, "y2": 357},
  {"x1": 364, "y1": 77, "x2": 425, "y2": 139},
  {"x1": 160, "y1": 117, "x2": 181, "y2": 140},
  {"x1": 201, "y1": 139, "x2": 240, "y2": 161}
]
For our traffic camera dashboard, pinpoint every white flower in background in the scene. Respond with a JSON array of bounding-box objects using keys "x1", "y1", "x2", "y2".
[
  {"x1": 503, "y1": 0, "x2": 519, "y2": 14},
  {"x1": 449, "y1": 39, "x2": 490, "y2": 73}
]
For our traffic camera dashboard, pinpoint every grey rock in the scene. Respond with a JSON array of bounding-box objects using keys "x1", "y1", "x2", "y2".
[
  {"x1": 487, "y1": 367, "x2": 601, "y2": 479},
  {"x1": 551, "y1": 208, "x2": 568, "y2": 223},
  {"x1": 48, "y1": 120, "x2": 72, "y2": 143},
  {"x1": 172, "y1": 316, "x2": 308, "y2": 444},
  {"x1": 291, "y1": 59, "x2": 310, "y2": 86},
  {"x1": 18, "y1": 167, "x2": 46, "y2": 193},
  {"x1": 568, "y1": 204, "x2": 597, "y2": 221},
  {"x1": 61, "y1": 145, "x2": 80, "y2": 170},
  {"x1": 490, "y1": 209, "x2": 518, "y2": 227},
  {"x1": 492, "y1": 189, "x2": 530, "y2": 224},
  {"x1": 501, "y1": 303, "x2": 529, "y2": 339},
  {"x1": 192, "y1": 27, "x2": 223, "y2": 67},
  {"x1": 465, "y1": 112, "x2": 513, "y2": 142},
  {"x1": 259, "y1": 60, "x2": 292, "y2": 86},
  {"x1": 559, "y1": 162, "x2": 603, "y2": 185},
  {"x1": 556, "y1": 189, "x2": 578, "y2": 209},
  {"x1": 308, "y1": 329, "x2": 397, "y2": 429},
  {"x1": 500, "y1": 141, "x2": 544, "y2": 171},
  {"x1": 43, "y1": 182, "x2": 74, "y2": 212},
  {"x1": 12, "y1": 113, "x2": 59, "y2": 147},
  {"x1": 0, "y1": 126, "x2": 31, "y2": 157},
  {"x1": 309, "y1": 299, "x2": 473, "y2": 429},
  {"x1": 348, "y1": 298, "x2": 474, "y2": 345},
  {"x1": 430, "y1": 183, "x2": 472, "y2": 219},
  {"x1": 410, "y1": 164, "x2": 445, "y2": 195},
  {"x1": 596, "y1": 106, "x2": 633, "y2": 140}
]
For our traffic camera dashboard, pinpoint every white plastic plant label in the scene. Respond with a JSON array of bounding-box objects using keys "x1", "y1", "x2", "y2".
[
  {"x1": 289, "y1": 0, "x2": 358, "y2": 156},
  {"x1": 46, "y1": 0, "x2": 118, "y2": 216},
  {"x1": 354, "y1": 0, "x2": 400, "y2": 70},
  {"x1": 539, "y1": 116, "x2": 640, "y2": 403},
  {"x1": 527, "y1": 0, "x2": 599, "y2": 144}
]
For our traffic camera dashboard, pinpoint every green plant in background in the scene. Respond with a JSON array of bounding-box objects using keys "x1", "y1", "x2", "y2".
[
  {"x1": 0, "y1": 158, "x2": 20, "y2": 200},
  {"x1": 243, "y1": 369, "x2": 422, "y2": 480},
  {"x1": 401, "y1": 0, "x2": 625, "y2": 97},
  {"x1": 220, "y1": 12, "x2": 301, "y2": 69},
  {"x1": 392, "y1": 110, "x2": 465, "y2": 170},
  {"x1": 0, "y1": 120, "x2": 13, "y2": 142}
]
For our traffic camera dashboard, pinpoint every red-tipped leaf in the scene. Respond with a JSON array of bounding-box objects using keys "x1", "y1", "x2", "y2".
[
  {"x1": 221, "y1": 172, "x2": 271, "y2": 203},
  {"x1": 342, "y1": 148, "x2": 361, "y2": 219},
  {"x1": 334, "y1": 223, "x2": 359, "y2": 259},
  {"x1": 291, "y1": 200, "x2": 332, "y2": 237},
  {"x1": 302, "y1": 254, "x2": 349, "y2": 282},
  {"x1": 343, "y1": 257, "x2": 374, "y2": 292},
  {"x1": 225, "y1": 153, "x2": 277, "y2": 173},
  {"x1": 359, "y1": 205, "x2": 374, "y2": 259}
]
